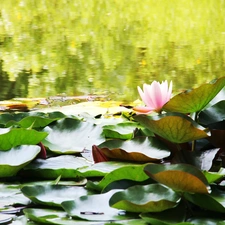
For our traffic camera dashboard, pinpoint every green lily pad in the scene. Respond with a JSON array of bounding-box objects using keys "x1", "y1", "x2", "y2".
[
  {"x1": 23, "y1": 156, "x2": 137, "y2": 179},
  {"x1": 21, "y1": 185, "x2": 90, "y2": 207},
  {"x1": 144, "y1": 164, "x2": 210, "y2": 194},
  {"x1": 42, "y1": 118, "x2": 105, "y2": 154},
  {"x1": 0, "y1": 183, "x2": 30, "y2": 207},
  {"x1": 23, "y1": 208, "x2": 79, "y2": 225},
  {"x1": 184, "y1": 186, "x2": 225, "y2": 213},
  {"x1": 135, "y1": 113, "x2": 209, "y2": 143},
  {"x1": 0, "y1": 128, "x2": 48, "y2": 150},
  {"x1": 0, "y1": 112, "x2": 29, "y2": 126},
  {"x1": 21, "y1": 179, "x2": 87, "y2": 187},
  {"x1": 203, "y1": 168, "x2": 225, "y2": 184},
  {"x1": 0, "y1": 145, "x2": 41, "y2": 177},
  {"x1": 78, "y1": 161, "x2": 138, "y2": 177},
  {"x1": 98, "y1": 137, "x2": 170, "y2": 162},
  {"x1": 199, "y1": 100, "x2": 225, "y2": 125},
  {"x1": 62, "y1": 190, "x2": 135, "y2": 221},
  {"x1": 140, "y1": 201, "x2": 186, "y2": 224},
  {"x1": 103, "y1": 122, "x2": 138, "y2": 139},
  {"x1": 24, "y1": 208, "x2": 145, "y2": 225},
  {"x1": 109, "y1": 183, "x2": 181, "y2": 213},
  {"x1": 0, "y1": 214, "x2": 14, "y2": 224},
  {"x1": 22, "y1": 155, "x2": 92, "y2": 179},
  {"x1": 187, "y1": 217, "x2": 224, "y2": 225},
  {"x1": 89, "y1": 164, "x2": 149, "y2": 192},
  {"x1": 163, "y1": 76, "x2": 225, "y2": 113}
]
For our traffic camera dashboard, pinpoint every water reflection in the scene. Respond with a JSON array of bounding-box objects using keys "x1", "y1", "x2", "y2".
[{"x1": 0, "y1": 0, "x2": 224, "y2": 102}]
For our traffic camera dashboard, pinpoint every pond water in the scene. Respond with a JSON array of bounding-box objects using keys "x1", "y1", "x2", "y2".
[{"x1": 0, "y1": 0, "x2": 225, "y2": 102}]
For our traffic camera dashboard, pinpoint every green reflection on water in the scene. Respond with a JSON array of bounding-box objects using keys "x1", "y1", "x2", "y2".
[{"x1": 0, "y1": 0, "x2": 225, "y2": 101}]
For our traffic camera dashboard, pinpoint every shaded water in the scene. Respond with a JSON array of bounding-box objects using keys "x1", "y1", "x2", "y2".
[{"x1": 0, "y1": 0, "x2": 225, "y2": 102}]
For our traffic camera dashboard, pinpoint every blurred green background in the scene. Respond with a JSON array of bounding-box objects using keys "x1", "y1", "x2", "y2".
[{"x1": 0, "y1": 0, "x2": 225, "y2": 102}]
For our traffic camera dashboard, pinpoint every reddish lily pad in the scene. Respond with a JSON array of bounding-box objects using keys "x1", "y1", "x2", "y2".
[
  {"x1": 144, "y1": 164, "x2": 210, "y2": 194},
  {"x1": 135, "y1": 113, "x2": 209, "y2": 143},
  {"x1": 97, "y1": 137, "x2": 171, "y2": 162},
  {"x1": 163, "y1": 76, "x2": 225, "y2": 113}
]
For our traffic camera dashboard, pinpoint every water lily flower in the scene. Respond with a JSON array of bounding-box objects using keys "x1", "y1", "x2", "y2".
[{"x1": 134, "y1": 80, "x2": 173, "y2": 113}]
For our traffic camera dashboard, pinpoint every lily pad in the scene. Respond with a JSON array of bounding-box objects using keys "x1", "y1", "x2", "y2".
[
  {"x1": 140, "y1": 201, "x2": 186, "y2": 224},
  {"x1": 184, "y1": 186, "x2": 225, "y2": 213},
  {"x1": 163, "y1": 76, "x2": 225, "y2": 113},
  {"x1": 109, "y1": 183, "x2": 181, "y2": 213},
  {"x1": 0, "y1": 128, "x2": 48, "y2": 150},
  {"x1": 24, "y1": 208, "x2": 145, "y2": 225},
  {"x1": 135, "y1": 113, "x2": 209, "y2": 143},
  {"x1": 21, "y1": 185, "x2": 90, "y2": 207},
  {"x1": 98, "y1": 137, "x2": 171, "y2": 162},
  {"x1": 22, "y1": 155, "x2": 92, "y2": 179},
  {"x1": 0, "y1": 145, "x2": 41, "y2": 177},
  {"x1": 203, "y1": 168, "x2": 225, "y2": 184},
  {"x1": 0, "y1": 214, "x2": 14, "y2": 224},
  {"x1": 42, "y1": 118, "x2": 105, "y2": 154},
  {"x1": 199, "y1": 100, "x2": 225, "y2": 125},
  {"x1": 144, "y1": 164, "x2": 210, "y2": 194},
  {"x1": 103, "y1": 122, "x2": 138, "y2": 139},
  {"x1": 78, "y1": 161, "x2": 138, "y2": 177},
  {"x1": 0, "y1": 183, "x2": 30, "y2": 207},
  {"x1": 62, "y1": 190, "x2": 135, "y2": 221},
  {"x1": 89, "y1": 164, "x2": 149, "y2": 192}
]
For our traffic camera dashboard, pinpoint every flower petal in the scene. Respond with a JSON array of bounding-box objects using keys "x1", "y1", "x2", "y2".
[
  {"x1": 133, "y1": 106, "x2": 152, "y2": 114},
  {"x1": 143, "y1": 83, "x2": 156, "y2": 108},
  {"x1": 149, "y1": 81, "x2": 163, "y2": 109}
]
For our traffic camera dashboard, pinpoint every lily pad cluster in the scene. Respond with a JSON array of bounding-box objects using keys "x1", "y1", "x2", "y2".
[{"x1": 0, "y1": 77, "x2": 225, "y2": 224}]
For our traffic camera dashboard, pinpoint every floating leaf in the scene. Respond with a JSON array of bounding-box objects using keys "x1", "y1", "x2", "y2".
[
  {"x1": 140, "y1": 201, "x2": 186, "y2": 225},
  {"x1": 21, "y1": 185, "x2": 90, "y2": 207},
  {"x1": 103, "y1": 122, "x2": 138, "y2": 139},
  {"x1": 98, "y1": 137, "x2": 170, "y2": 162},
  {"x1": 163, "y1": 76, "x2": 225, "y2": 113},
  {"x1": 187, "y1": 217, "x2": 224, "y2": 225},
  {"x1": 62, "y1": 190, "x2": 134, "y2": 221},
  {"x1": 184, "y1": 186, "x2": 225, "y2": 213},
  {"x1": 22, "y1": 155, "x2": 92, "y2": 179},
  {"x1": 195, "y1": 148, "x2": 220, "y2": 171},
  {"x1": 89, "y1": 164, "x2": 149, "y2": 192},
  {"x1": 92, "y1": 145, "x2": 109, "y2": 163},
  {"x1": 203, "y1": 168, "x2": 225, "y2": 184},
  {"x1": 42, "y1": 118, "x2": 105, "y2": 154},
  {"x1": 78, "y1": 161, "x2": 136, "y2": 177},
  {"x1": 0, "y1": 112, "x2": 29, "y2": 126},
  {"x1": 0, "y1": 214, "x2": 14, "y2": 224},
  {"x1": 0, "y1": 183, "x2": 30, "y2": 207},
  {"x1": 144, "y1": 164, "x2": 210, "y2": 194},
  {"x1": 23, "y1": 208, "x2": 81, "y2": 225},
  {"x1": 0, "y1": 128, "x2": 48, "y2": 150},
  {"x1": 0, "y1": 145, "x2": 41, "y2": 177},
  {"x1": 109, "y1": 184, "x2": 180, "y2": 213},
  {"x1": 135, "y1": 113, "x2": 209, "y2": 143},
  {"x1": 199, "y1": 100, "x2": 225, "y2": 125}
]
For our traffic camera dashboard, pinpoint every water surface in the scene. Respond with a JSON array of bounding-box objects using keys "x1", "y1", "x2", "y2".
[{"x1": 0, "y1": 0, "x2": 225, "y2": 102}]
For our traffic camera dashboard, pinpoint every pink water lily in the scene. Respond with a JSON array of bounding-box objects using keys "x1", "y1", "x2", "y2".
[{"x1": 134, "y1": 80, "x2": 173, "y2": 113}]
